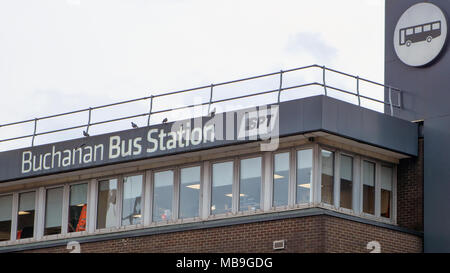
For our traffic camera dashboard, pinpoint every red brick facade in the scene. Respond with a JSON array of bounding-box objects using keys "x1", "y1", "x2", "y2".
[
  {"x1": 397, "y1": 138, "x2": 424, "y2": 232},
  {"x1": 20, "y1": 215, "x2": 422, "y2": 253}
]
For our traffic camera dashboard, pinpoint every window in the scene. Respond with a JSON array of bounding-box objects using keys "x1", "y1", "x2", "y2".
[
  {"x1": 415, "y1": 26, "x2": 422, "y2": 33},
  {"x1": 68, "y1": 183, "x2": 88, "y2": 233},
  {"x1": 381, "y1": 166, "x2": 393, "y2": 218},
  {"x1": 340, "y1": 155, "x2": 353, "y2": 210},
  {"x1": 211, "y1": 161, "x2": 233, "y2": 214},
  {"x1": 424, "y1": 24, "x2": 431, "y2": 31},
  {"x1": 179, "y1": 166, "x2": 201, "y2": 219},
  {"x1": 44, "y1": 187, "x2": 63, "y2": 236},
  {"x1": 297, "y1": 149, "x2": 312, "y2": 204},
  {"x1": 122, "y1": 175, "x2": 143, "y2": 226},
  {"x1": 97, "y1": 179, "x2": 118, "y2": 229},
  {"x1": 406, "y1": 28, "x2": 413, "y2": 35},
  {"x1": 17, "y1": 192, "x2": 35, "y2": 239},
  {"x1": 321, "y1": 150, "x2": 334, "y2": 205},
  {"x1": 433, "y1": 22, "x2": 440, "y2": 30},
  {"x1": 0, "y1": 195, "x2": 12, "y2": 241},
  {"x1": 362, "y1": 161, "x2": 375, "y2": 215},
  {"x1": 239, "y1": 157, "x2": 261, "y2": 211},
  {"x1": 273, "y1": 152, "x2": 289, "y2": 207},
  {"x1": 153, "y1": 170, "x2": 174, "y2": 221}
]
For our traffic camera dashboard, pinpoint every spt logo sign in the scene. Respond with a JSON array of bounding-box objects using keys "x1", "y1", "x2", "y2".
[{"x1": 394, "y1": 2, "x2": 447, "y2": 67}]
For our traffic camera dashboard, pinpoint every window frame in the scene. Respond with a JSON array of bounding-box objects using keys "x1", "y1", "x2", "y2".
[
  {"x1": 359, "y1": 156, "x2": 397, "y2": 222},
  {"x1": 336, "y1": 151, "x2": 359, "y2": 214},
  {"x1": 294, "y1": 145, "x2": 315, "y2": 207},
  {"x1": 318, "y1": 146, "x2": 337, "y2": 208},
  {"x1": 42, "y1": 185, "x2": 65, "y2": 239},
  {"x1": 120, "y1": 172, "x2": 146, "y2": 227},
  {"x1": 209, "y1": 157, "x2": 236, "y2": 217},
  {"x1": 237, "y1": 153, "x2": 264, "y2": 214},
  {"x1": 14, "y1": 190, "x2": 38, "y2": 241},
  {"x1": 66, "y1": 181, "x2": 90, "y2": 235},
  {"x1": 271, "y1": 149, "x2": 292, "y2": 209},
  {"x1": 178, "y1": 163, "x2": 203, "y2": 221},
  {"x1": 94, "y1": 172, "x2": 145, "y2": 231},
  {"x1": 152, "y1": 167, "x2": 176, "y2": 223},
  {"x1": 0, "y1": 192, "x2": 14, "y2": 242},
  {"x1": 380, "y1": 163, "x2": 395, "y2": 220},
  {"x1": 95, "y1": 175, "x2": 121, "y2": 231}
]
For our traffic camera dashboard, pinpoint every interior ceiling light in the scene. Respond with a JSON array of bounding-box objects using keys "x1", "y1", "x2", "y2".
[
  {"x1": 186, "y1": 184, "x2": 200, "y2": 190},
  {"x1": 225, "y1": 193, "x2": 246, "y2": 197}
]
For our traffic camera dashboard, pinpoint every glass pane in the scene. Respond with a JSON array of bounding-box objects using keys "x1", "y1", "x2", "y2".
[
  {"x1": 122, "y1": 175, "x2": 143, "y2": 226},
  {"x1": 180, "y1": 166, "x2": 201, "y2": 219},
  {"x1": 363, "y1": 161, "x2": 375, "y2": 215},
  {"x1": 68, "y1": 183, "x2": 88, "y2": 233},
  {"x1": 340, "y1": 155, "x2": 353, "y2": 209},
  {"x1": 211, "y1": 161, "x2": 233, "y2": 214},
  {"x1": 0, "y1": 195, "x2": 12, "y2": 241},
  {"x1": 44, "y1": 187, "x2": 63, "y2": 236},
  {"x1": 240, "y1": 157, "x2": 261, "y2": 211},
  {"x1": 97, "y1": 179, "x2": 118, "y2": 229},
  {"x1": 297, "y1": 149, "x2": 312, "y2": 204},
  {"x1": 153, "y1": 170, "x2": 174, "y2": 222},
  {"x1": 273, "y1": 153, "x2": 289, "y2": 207},
  {"x1": 17, "y1": 192, "x2": 35, "y2": 239},
  {"x1": 321, "y1": 150, "x2": 334, "y2": 205},
  {"x1": 381, "y1": 166, "x2": 393, "y2": 218}
]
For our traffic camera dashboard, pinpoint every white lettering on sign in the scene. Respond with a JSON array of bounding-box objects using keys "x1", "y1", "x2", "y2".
[{"x1": 20, "y1": 106, "x2": 278, "y2": 175}]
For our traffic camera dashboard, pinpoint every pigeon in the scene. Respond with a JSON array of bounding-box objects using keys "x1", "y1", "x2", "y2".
[
  {"x1": 209, "y1": 107, "x2": 216, "y2": 117},
  {"x1": 131, "y1": 122, "x2": 138, "y2": 128},
  {"x1": 162, "y1": 118, "x2": 168, "y2": 124},
  {"x1": 83, "y1": 130, "x2": 90, "y2": 137}
]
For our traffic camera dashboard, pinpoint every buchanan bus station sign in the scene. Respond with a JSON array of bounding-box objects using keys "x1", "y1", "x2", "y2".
[{"x1": 0, "y1": 96, "x2": 418, "y2": 183}]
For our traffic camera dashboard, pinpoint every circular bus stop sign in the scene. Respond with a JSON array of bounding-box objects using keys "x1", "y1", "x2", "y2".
[{"x1": 394, "y1": 2, "x2": 447, "y2": 67}]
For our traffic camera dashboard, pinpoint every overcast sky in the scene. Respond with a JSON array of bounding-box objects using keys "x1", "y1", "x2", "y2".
[{"x1": 0, "y1": 0, "x2": 385, "y2": 150}]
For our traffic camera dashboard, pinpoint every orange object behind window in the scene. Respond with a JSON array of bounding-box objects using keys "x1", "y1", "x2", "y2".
[{"x1": 76, "y1": 204, "x2": 87, "y2": 232}]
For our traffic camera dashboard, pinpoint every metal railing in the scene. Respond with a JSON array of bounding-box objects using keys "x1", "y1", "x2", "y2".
[{"x1": 0, "y1": 64, "x2": 403, "y2": 149}]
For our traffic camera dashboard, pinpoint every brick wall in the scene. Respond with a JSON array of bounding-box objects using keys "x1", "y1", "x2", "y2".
[
  {"x1": 20, "y1": 215, "x2": 422, "y2": 253},
  {"x1": 397, "y1": 138, "x2": 424, "y2": 231}
]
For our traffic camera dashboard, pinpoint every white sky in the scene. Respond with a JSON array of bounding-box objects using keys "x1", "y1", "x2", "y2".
[{"x1": 0, "y1": 0, "x2": 385, "y2": 150}]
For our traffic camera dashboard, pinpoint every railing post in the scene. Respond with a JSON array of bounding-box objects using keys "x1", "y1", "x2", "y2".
[
  {"x1": 388, "y1": 87, "x2": 394, "y2": 116},
  {"x1": 356, "y1": 76, "x2": 361, "y2": 106},
  {"x1": 147, "y1": 95, "x2": 154, "y2": 126},
  {"x1": 207, "y1": 84, "x2": 214, "y2": 115},
  {"x1": 85, "y1": 107, "x2": 92, "y2": 135},
  {"x1": 323, "y1": 65, "x2": 327, "y2": 96},
  {"x1": 397, "y1": 90, "x2": 402, "y2": 109},
  {"x1": 277, "y1": 70, "x2": 283, "y2": 104},
  {"x1": 31, "y1": 118, "x2": 38, "y2": 147}
]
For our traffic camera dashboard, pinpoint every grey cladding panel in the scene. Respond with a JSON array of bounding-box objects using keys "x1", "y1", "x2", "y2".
[{"x1": 424, "y1": 116, "x2": 450, "y2": 252}]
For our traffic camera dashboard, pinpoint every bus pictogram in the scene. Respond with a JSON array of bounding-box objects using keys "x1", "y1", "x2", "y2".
[{"x1": 399, "y1": 21, "x2": 441, "y2": 47}]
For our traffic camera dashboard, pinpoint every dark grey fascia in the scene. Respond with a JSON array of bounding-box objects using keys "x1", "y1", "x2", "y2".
[{"x1": 0, "y1": 95, "x2": 418, "y2": 183}]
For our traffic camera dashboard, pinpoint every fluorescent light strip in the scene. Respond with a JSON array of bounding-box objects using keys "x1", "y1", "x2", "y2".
[{"x1": 186, "y1": 184, "x2": 200, "y2": 190}]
